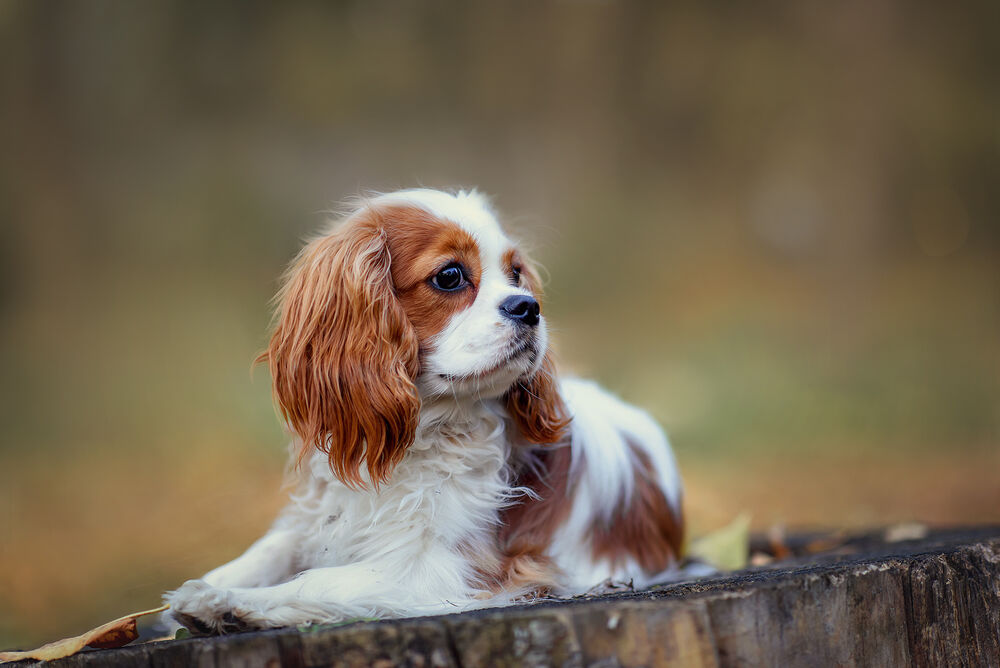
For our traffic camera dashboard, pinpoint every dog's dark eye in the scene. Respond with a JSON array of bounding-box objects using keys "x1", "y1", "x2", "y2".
[
  {"x1": 431, "y1": 264, "x2": 466, "y2": 291},
  {"x1": 511, "y1": 266, "x2": 522, "y2": 286}
]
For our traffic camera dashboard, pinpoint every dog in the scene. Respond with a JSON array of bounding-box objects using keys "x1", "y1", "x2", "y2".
[{"x1": 166, "y1": 188, "x2": 683, "y2": 632}]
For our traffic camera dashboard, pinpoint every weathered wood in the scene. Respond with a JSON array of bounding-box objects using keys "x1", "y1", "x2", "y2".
[{"x1": 7, "y1": 528, "x2": 999, "y2": 667}]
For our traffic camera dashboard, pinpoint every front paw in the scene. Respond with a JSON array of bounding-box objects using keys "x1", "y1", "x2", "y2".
[{"x1": 166, "y1": 579, "x2": 252, "y2": 635}]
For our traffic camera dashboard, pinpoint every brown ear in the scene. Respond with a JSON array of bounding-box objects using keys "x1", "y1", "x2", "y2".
[
  {"x1": 503, "y1": 251, "x2": 570, "y2": 444},
  {"x1": 505, "y1": 352, "x2": 571, "y2": 444},
  {"x1": 258, "y1": 211, "x2": 420, "y2": 488}
]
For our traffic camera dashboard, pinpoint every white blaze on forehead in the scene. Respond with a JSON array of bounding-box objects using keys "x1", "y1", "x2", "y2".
[{"x1": 369, "y1": 188, "x2": 508, "y2": 247}]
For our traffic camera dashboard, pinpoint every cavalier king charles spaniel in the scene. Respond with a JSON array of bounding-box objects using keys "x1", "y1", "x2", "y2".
[{"x1": 166, "y1": 188, "x2": 683, "y2": 633}]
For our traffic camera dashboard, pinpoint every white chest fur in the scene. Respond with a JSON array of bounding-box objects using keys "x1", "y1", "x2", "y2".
[{"x1": 288, "y1": 399, "x2": 512, "y2": 573}]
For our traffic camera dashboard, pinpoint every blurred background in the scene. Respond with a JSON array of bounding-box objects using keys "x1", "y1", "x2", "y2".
[{"x1": 1, "y1": 0, "x2": 997, "y2": 649}]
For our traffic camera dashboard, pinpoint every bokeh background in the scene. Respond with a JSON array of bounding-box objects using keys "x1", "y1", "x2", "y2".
[{"x1": 1, "y1": 0, "x2": 997, "y2": 649}]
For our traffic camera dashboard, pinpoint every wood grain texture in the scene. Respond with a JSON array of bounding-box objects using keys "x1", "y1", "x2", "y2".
[{"x1": 7, "y1": 528, "x2": 998, "y2": 667}]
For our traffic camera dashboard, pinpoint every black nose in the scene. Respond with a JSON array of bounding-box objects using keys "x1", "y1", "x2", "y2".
[{"x1": 499, "y1": 295, "x2": 540, "y2": 327}]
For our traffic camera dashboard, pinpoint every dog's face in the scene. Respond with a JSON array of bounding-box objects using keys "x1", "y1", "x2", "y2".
[
  {"x1": 382, "y1": 192, "x2": 548, "y2": 400},
  {"x1": 261, "y1": 190, "x2": 568, "y2": 487}
]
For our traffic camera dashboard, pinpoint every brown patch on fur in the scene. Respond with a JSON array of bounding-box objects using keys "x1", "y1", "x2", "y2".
[
  {"x1": 501, "y1": 248, "x2": 523, "y2": 286},
  {"x1": 461, "y1": 540, "x2": 555, "y2": 597},
  {"x1": 590, "y1": 446, "x2": 685, "y2": 572},
  {"x1": 505, "y1": 353, "x2": 571, "y2": 444},
  {"x1": 482, "y1": 445, "x2": 574, "y2": 593},
  {"x1": 502, "y1": 247, "x2": 545, "y2": 295},
  {"x1": 380, "y1": 205, "x2": 482, "y2": 346},
  {"x1": 499, "y1": 446, "x2": 573, "y2": 550},
  {"x1": 471, "y1": 548, "x2": 560, "y2": 597},
  {"x1": 258, "y1": 208, "x2": 422, "y2": 489},
  {"x1": 498, "y1": 552, "x2": 559, "y2": 596}
]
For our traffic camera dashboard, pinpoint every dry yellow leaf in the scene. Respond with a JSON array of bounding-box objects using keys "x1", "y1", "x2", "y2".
[
  {"x1": 687, "y1": 513, "x2": 751, "y2": 571},
  {"x1": 0, "y1": 604, "x2": 168, "y2": 663}
]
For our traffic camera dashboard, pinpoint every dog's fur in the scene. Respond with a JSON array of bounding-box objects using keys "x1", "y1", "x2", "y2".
[{"x1": 166, "y1": 189, "x2": 683, "y2": 632}]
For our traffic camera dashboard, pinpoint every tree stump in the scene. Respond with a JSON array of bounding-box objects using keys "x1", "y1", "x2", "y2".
[{"x1": 8, "y1": 527, "x2": 999, "y2": 667}]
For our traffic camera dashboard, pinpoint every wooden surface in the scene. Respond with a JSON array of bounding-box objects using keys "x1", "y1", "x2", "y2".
[{"x1": 7, "y1": 527, "x2": 999, "y2": 667}]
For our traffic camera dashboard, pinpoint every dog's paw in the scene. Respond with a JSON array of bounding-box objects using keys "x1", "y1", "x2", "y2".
[{"x1": 165, "y1": 579, "x2": 253, "y2": 635}]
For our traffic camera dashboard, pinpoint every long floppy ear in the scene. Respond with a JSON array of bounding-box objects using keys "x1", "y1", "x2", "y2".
[
  {"x1": 506, "y1": 352, "x2": 570, "y2": 444},
  {"x1": 504, "y1": 255, "x2": 571, "y2": 444},
  {"x1": 258, "y1": 211, "x2": 420, "y2": 488}
]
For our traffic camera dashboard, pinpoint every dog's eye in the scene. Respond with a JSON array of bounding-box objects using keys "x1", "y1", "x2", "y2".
[
  {"x1": 511, "y1": 266, "x2": 522, "y2": 286},
  {"x1": 431, "y1": 264, "x2": 467, "y2": 291}
]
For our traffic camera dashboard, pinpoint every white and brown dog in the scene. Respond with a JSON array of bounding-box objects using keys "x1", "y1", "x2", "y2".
[{"x1": 166, "y1": 188, "x2": 683, "y2": 632}]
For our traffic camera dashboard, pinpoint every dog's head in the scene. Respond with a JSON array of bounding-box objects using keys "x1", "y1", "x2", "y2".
[{"x1": 259, "y1": 189, "x2": 569, "y2": 487}]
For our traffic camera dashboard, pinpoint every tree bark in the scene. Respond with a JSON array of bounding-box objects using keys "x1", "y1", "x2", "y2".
[{"x1": 10, "y1": 527, "x2": 999, "y2": 667}]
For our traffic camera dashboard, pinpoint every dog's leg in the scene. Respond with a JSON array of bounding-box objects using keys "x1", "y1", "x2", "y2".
[
  {"x1": 168, "y1": 548, "x2": 476, "y2": 632},
  {"x1": 200, "y1": 527, "x2": 300, "y2": 589}
]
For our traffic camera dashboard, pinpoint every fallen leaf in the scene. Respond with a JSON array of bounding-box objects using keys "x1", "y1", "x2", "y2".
[
  {"x1": 0, "y1": 604, "x2": 169, "y2": 663},
  {"x1": 687, "y1": 513, "x2": 751, "y2": 571}
]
